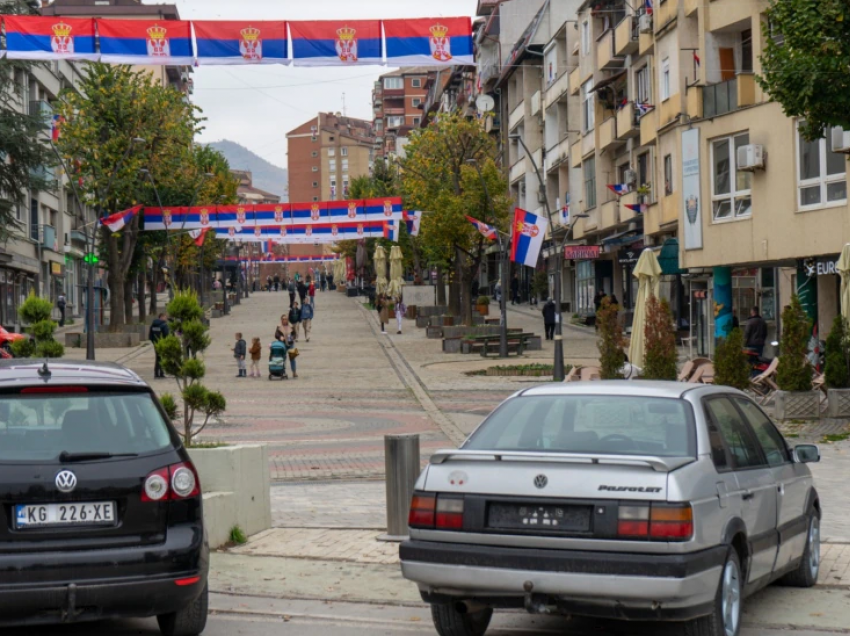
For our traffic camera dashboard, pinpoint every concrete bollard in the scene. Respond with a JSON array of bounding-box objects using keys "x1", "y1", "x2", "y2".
[{"x1": 379, "y1": 434, "x2": 420, "y2": 542}]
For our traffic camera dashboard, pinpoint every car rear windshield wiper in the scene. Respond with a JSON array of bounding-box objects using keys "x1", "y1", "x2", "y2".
[{"x1": 59, "y1": 451, "x2": 139, "y2": 462}]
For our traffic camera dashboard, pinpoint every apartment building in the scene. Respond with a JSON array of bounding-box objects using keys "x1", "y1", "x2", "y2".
[
  {"x1": 233, "y1": 170, "x2": 281, "y2": 205},
  {"x1": 372, "y1": 68, "x2": 442, "y2": 160}
]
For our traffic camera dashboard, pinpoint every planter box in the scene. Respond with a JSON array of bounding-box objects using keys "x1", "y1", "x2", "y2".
[
  {"x1": 210, "y1": 309, "x2": 223, "y2": 319},
  {"x1": 65, "y1": 332, "x2": 140, "y2": 348},
  {"x1": 123, "y1": 324, "x2": 148, "y2": 341},
  {"x1": 476, "y1": 305, "x2": 490, "y2": 317},
  {"x1": 426, "y1": 326, "x2": 444, "y2": 339},
  {"x1": 406, "y1": 305, "x2": 417, "y2": 320},
  {"x1": 442, "y1": 337, "x2": 462, "y2": 353},
  {"x1": 774, "y1": 390, "x2": 821, "y2": 421},
  {"x1": 346, "y1": 287, "x2": 359, "y2": 297},
  {"x1": 418, "y1": 305, "x2": 448, "y2": 318},
  {"x1": 416, "y1": 315, "x2": 430, "y2": 329},
  {"x1": 827, "y1": 388, "x2": 850, "y2": 418}
]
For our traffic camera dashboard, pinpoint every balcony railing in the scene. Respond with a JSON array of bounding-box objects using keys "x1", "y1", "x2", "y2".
[
  {"x1": 598, "y1": 117, "x2": 618, "y2": 151},
  {"x1": 615, "y1": 16, "x2": 639, "y2": 56},
  {"x1": 28, "y1": 100, "x2": 53, "y2": 126},
  {"x1": 616, "y1": 103, "x2": 640, "y2": 139},
  {"x1": 703, "y1": 78, "x2": 737, "y2": 118},
  {"x1": 543, "y1": 71, "x2": 570, "y2": 110},
  {"x1": 597, "y1": 30, "x2": 623, "y2": 70}
]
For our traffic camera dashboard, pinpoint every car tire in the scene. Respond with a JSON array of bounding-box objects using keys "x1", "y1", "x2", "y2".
[
  {"x1": 157, "y1": 585, "x2": 208, "y2": 636},
  {"x1": 684, "y1": 549, "x2": 742, "y2": 636},
  {"x1": 780, "y1": 513, "x2": 820, "y2": 588},
  {"x1": 430, "y1": 603, "x2": 493, "y2": 636}
]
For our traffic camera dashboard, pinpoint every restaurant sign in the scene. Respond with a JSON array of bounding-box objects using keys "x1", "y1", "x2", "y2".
[{"x1": 564, "y1": 245, "x2": 601, "y2": 260}]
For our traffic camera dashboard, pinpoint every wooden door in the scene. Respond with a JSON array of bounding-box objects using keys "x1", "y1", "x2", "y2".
[{"x1": 719, "y1": 48, "x2": 736, "y2": 81}]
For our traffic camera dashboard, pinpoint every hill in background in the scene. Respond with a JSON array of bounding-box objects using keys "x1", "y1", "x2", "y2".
[{"x1": 208, "y1": 140, "x2": 288, "y2": 202}]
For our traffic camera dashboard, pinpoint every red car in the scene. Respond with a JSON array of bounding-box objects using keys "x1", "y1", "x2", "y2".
[{"x1": 0, "y1": 327, "x2": 27, "y2": 354}]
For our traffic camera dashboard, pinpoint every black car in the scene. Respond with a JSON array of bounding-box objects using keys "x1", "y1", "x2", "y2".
[{"x1": 0, "y1": 360, "x2": 208, "y2": 635}]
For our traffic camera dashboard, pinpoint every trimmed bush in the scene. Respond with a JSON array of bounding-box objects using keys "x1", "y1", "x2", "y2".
[
  {"x1": 776, "y1": 295, "x2": 813, "y2": 392},
  {"x1": 643, "y1": 297, "x2": 677, "y2": 381},
  {"x1": 824, "y1": 316, "x2": 850, "y2": 389},
  {"x1": 715, "y1": 328, "x2": 750, "y2": 391},
  {"x1": 597, "y1": 297, "x2": 625, "y2": 380}
]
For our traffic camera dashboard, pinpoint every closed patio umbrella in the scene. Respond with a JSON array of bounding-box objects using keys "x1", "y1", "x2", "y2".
[
  {"x1": 388, "y1": 245, "x2": 405, "y2": 298},
  {"x1": 374, "y1": 245, "x2": 388, "y2": 295},
  {"x1": 628, "y1": 248, "x2": 663, "y2": 370},
  {"x1": 838, "y1": 244, "x2": 850, "y2": 323}
]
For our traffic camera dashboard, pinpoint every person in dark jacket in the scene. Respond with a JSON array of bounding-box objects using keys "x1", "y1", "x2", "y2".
[
  {"x1": 273, "y1": 273, "x2": 280, "y2": 292},
  {"x1": 510, "y1": 274, "x2": 520, "y2": 305},
  {"x1": 57, "y1": 293, "x2": 67, "y2": 327},
  {"x1": 542, "y1": 298, "x2": 557, "y2": 340},
  {"x1": 744, "y1": 307, "x2": 768, "y2": 356},
  {"x1": 288, "y1": 303, "x2": 302, "y2": 341},
  {"x1": 288, "y1": 279, "x2": 297, "y2": 308},
  {"x1": 149, "y1": 313, "x2": 169, "y2": 378},
  {"x1": 297, "y1": 279, "x2": 308, "y2": 306},
  {"x1": 233, "y1": 332, "x2": 247, "y2": 378}
]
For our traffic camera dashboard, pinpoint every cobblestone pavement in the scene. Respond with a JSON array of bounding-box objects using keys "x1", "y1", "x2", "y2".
[{"x1": 272, "y1": 481, "x2": 386, "y2": 528}]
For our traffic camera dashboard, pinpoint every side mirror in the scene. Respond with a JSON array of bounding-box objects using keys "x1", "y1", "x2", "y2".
[{"x1": 793, "y1": 444, "x2": 820, "y2": 464}]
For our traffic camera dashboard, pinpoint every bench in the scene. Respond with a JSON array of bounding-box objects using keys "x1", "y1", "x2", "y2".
[{"x1": 465, "y1": 333, "x2": 538, "y2": 357}]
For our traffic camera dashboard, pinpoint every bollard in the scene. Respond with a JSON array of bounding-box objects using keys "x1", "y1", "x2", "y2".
[{"x1": 379, "y1": 434, "x2": 421, "y2": 542}]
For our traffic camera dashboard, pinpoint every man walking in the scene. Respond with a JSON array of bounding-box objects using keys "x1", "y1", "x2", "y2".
[
  {"x1": 297, "y1": 278, "x2": 308, "y2": 307},
  {"x1": 57, "y1": 292, "x2": 67, "y2": 327},
  {"x1": 288, "y1": 278, "x2": 297, "y2": 308},
  {"x1": 542, "y1": 297, "x2": 556, "y2": 341},
  {"x1": 300, "y1": 300, "x2": 314, "y2": 342},
  {"x1": 149, "y1": 313, "x2": 169, "y2": 379},
  {"x1": 510, "y1": 274, "x2": 520, "y2": 306},
  {"x1": 744, "y1": 306, "x2": 768, "y2": 356},
  {"x1": 273, "y1": 273, "x2": 280, "y2": 292}
]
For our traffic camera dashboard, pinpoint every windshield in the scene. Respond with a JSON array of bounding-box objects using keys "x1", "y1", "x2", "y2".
[
  {"x1": 465, "y1": 395, "x2": 696, "y2": 457},
  {"x1": 0, "y1": 391, "x2": 174, "y2": 461}
]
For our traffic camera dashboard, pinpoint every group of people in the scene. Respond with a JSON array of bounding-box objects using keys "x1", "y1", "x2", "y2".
[
  {"x1": 375, "y1": 294, "x2": 406, "y2": 335},
  {"x1": 266, "y1": 271, "x2": 334, "y2": 297}
]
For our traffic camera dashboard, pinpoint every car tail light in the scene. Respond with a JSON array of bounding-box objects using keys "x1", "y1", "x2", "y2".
[
  {"x1": 408, "y1": 492, "x2": 436, "y2": 529},
  {"x1": 617, "y1": 505, "x2": 650, "y2": 537},
  {"x1": 21, "y1": 386, "x2": 88, "y2": 393},
  {"x1": 435, "y1": 497, "x2": 464, "y2": 530},
  {"x1": 142, "y1": 462, "x2": 200, "y2": 502},
  {"x1": 650, "y1": 504, "x2": 693, "y2": 540}
]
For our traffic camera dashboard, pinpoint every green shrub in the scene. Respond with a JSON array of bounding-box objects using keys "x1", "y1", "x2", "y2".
[
  {"x1": 166, "y1": 289, "x2": 204, "y2": 324},
  {"x1": 597, "y1": 297, "x2": 625, "y2": 379},
  {"x1": 476, "y1": 295, "x2": 490, "y2": 305},
  {"x1": 18, "y1": 294, "x2": 53, "y2": 324},
  {"x1": 643, "y1": 297, "x2": 677, "y2": 381},
  {"x1": 776, "y1": 295, "x2": 814, "y2": 392},
  {"x1": 10, "y1": 338, "x2": 35, "y2": 359},
  {"x1": 29, "y1": 320, "x2": 58, "y2": 342},
  {"x1": 229, "y1": 525, "x2": 247, "y2": 545},
  {"x1": 35, "y1": 340, "x2": 65, "y2": 359},
  {"x1": 159, "y1": 393, "x2": 178, "y2": 421},
  {"x1": 824, "y1": 316, "x2": 850, "y2": 389},
  {"x1": 714, "y1": 328, "x2": 750, "y2": 391}
]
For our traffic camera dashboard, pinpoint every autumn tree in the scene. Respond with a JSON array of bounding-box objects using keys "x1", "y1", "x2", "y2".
[
  {"x1": 402, "y1": 114, "x2": 510, "y2": 325},
  {"x1": 643, "y1": 297, "x2": 677, "y2": 381},
  {"x1": 55, "y1": 63, "x2": 199, "y2": 330}
]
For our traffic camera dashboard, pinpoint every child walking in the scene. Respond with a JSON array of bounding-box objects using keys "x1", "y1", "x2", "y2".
[
  {"x1": 249, "y1": 337, "x2": 262, "y2": 378},
  {"x1": 233, "y1": 333, "x2": 247, "y2": 378},
  {"x1": 394, "y1": 297, "x2": 406, "y2": 335}
]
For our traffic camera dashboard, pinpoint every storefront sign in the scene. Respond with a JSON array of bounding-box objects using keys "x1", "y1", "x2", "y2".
[
  {"x1": 802, "y1": 257, "x2": 839, "y2": 277},
  {"x1": 50, "y1": 262, "x2": 63, "y2": 276},
  {"x1": 618, "y1": 243, "x2": 645, "y2": 266},
  {"x1": 564, "y1": 245, "x2": 601, "y2": 260},
  {"x1": 682, "y1": 128, "x2": 702, "y2": 250}
]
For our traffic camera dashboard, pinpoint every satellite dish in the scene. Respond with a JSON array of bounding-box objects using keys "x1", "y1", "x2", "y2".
[{"x1": 475, "y1": 94, "x2": 495, "y2": 113}]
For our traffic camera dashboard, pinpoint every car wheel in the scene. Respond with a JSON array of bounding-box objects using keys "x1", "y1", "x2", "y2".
[
  {"x1": 157, "y1": 585, "x2": 208, "y2": 636},
  {"x1": 781, "y1": 513, "x2": 820, "y2": 588},
  {"x1": 684, "y1": 549, "x2": 741, "y2": 636},
  {"x1": 430, "y1": 603, "x2": 493, "y2": 636}
]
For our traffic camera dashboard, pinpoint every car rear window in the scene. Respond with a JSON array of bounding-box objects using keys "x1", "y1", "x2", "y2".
[
  {"x1": 0, "y1": 391, "x2": 173, "y2": 461},
  {"x1": 465, "y1": 395, "x2": 696, "y2": 457}
]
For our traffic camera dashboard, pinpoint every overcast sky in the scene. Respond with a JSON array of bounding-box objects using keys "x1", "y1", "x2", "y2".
[{"x1": 173, "y1": 0, "x2": 478, "y2": 169}]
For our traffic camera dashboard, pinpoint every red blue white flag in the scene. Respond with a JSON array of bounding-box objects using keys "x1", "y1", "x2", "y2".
[
  {"x1": 252, "y1": 203, "x2": 291, "y2": 226},
  {"x1": 328, "y1": 200, "x2": 364, "y2": 223},
  {"x1": 189, "y1": 227, "x2": 210, "y2": 247},
  {"x1": 645, "y1": 0, "x2": 653, "y2": 15},
  {"x1": 607, "y1": 183, "x2": 631, "y2": 196},
  {"x1": 51, "y1": 115, "x2": 64, "y2": 143},
  {"x1": 364, "y1": 197, "x2": 404, "y2": 222},
  {"x1": 291, "y1": 200, "x2": 327, "y2": 225},
  {"x1": 384, "y1": 220, "x2": 400, "y2": 242},
  {"x1": 383, "y1": 17, "x2": 473, "y2": 66},
  {"x1": 193, "y1": 20, "x2": 288, "y2": 66},
  {"x1": 510, "y1": 208, "x2": 548, "y2": 268},
  {"x1": 636, "y1": 102, "x2": 654, "y2": 116},
  {"x1": 3, "y1": 16, "x2": 98, "y2": 61},
  {"x1": 466, "y1": 215, "x2": 497, "y2": 241},
  {"x1": 404, "y1": 211, "x2": 422, "y2": 236},
  {"x1": 625, "y1": 203, "x2": 648, "y2": 214},
  {"x1": 100, "y1": 205, "x2": 142, "y2": 233},
  {"x1": 289, "y1": 20, "x2": 382, "y2": 66},
  {"x1": 98, "y1": 19, "x2": 193, "y2": 65}
]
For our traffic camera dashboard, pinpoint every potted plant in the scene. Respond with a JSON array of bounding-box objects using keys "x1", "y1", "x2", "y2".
[
  {"x1": 824, "y1": 316, "x2": 850, "y2": 417},
  {"x1": 774, "y1": 295, "x2": 820, "y2": 420},
  {"x1": 714, "y1": 328, "x2": 750, "y2": 391},
  {"x1": 642, "y1": 297, "x2": 678, "y2": 380},
  {"x1": 637, "y1": 183, "x2": 652, "y2": 204},
  {"x1": 476, "y1": 295, "x2": 491, "y2": 316},
  {"x1": 597, "y1": 297, "x2": 626, "y2": 379}
]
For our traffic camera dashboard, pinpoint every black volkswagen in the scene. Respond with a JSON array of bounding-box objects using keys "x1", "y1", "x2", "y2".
[{"x1": 0, "y1": 360, "x2": 208, "y2": 635}]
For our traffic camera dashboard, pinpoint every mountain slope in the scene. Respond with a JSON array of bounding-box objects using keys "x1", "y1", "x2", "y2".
[{"x1": 208, "y1": 140, "x2": 288, "y2": 202}]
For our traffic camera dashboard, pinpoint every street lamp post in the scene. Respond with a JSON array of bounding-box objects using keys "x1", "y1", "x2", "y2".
[{"x1": 466, "y1": 159, "x2": 509, "y2": 359}]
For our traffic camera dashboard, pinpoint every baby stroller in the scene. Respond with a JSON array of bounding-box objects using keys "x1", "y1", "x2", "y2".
[{"x1": 269, "y1": 340, "x2": 288, "y2": 380}]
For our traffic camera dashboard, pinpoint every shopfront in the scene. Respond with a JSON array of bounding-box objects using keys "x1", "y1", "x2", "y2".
[{"x1": 565, "y1": 245, "x2": 603, "y2": 318}]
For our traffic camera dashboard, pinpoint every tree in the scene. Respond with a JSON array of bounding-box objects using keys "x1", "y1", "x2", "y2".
[
  {"x1": 643, "y1": 297, "x2": 678, "y2": 381},
  {"x1": 776, "y1": 295, "x2": 814, "y2": 392},
  {"x1": 154, "y1": 290, "x2": 225, "y2": 445},
  {"x1": 55, "y1": 64, "x2": 200, "y2": 330},
  {"x1": 824, "y1": 315, "x2": 850, "y2": 389},
  {"x1": 759, "y1": 0, "x2": 850, "y2": 141},
  {"x1": 714, "y1": 328, "x2": 750, "y2": 391},
  {"x1": 0, "y1": 1, "x2": 58, "y2": 242},
  {"x1": 597, "y1": 298, "x2": 626, "y2": 379},
  {"x1": 402, "y1": 113, "x2": 510, "y2": 325},
  {"x1": 10, "y1": 293, "x2": 65, "y2": 359}
]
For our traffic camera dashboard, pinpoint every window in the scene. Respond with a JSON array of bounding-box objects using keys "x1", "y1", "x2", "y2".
[
  {"x1": 412, "y1": 98, "x2": 422, "y2": 107},
  {"x1": 384, "y1": 77, "x2": 403, "y2": 90},
  {"x1": 711, "y1": 133, "x2": 752, "y2": 220},
  {"x1": 311, "y1": 151, "x2": 318, "y2": 157},
  {"x1": 704, "y1": 398, "x2": 765, "y2": 469},
  {"x1": 375, "y1": 119, "x2": 384, "y2": 132},
  {"x1": 388, "y1": 115, "x2": 404, "y2": 128},
  {"x1": 342, "y1": 159, "x2": 349, "y2": 170},
  {"x1": 767, "y1": 18, "x2": 785, "y2": 47},
  {"x1": 328, "y1": 148, "x2": 335, "y2": 157},
  {"x1": 341, "y1": 147, "x2": 348, "y2": 156},
  {"x1": 411, "y1": 78, "x2": 421, "y2": 88},
  {"x1": 581, "y1": 79, "x2": 595, "y2": 133},
  {"x1": 311, "y1": 136, "x2": 317, "y2": 142},
  {"x1": 797, "y1": 125, "x2": 847, "y2": 209},
  {"x1": 329, "y1": 136, "x2": 335, "y2": 141},
  {"x1": 413, "y1": 116, "x2": 421, "y2": 126},
  {"x1": 312, "y1": 197, "x2": 319, "y2": 202},
  {"x1": 329, "y1": 162, "x2": 336, "y2": 173},
  {"x1": 664, "y1": 154, "x2": 674, "y2": 196},
  {"x1": 312, "y1": 181, "x2": 318, "y2": 187},
  {"x1": 637, "y1": 152, "x2": 650, "y2": 193},
  {"x1": 636, "y1": 65, "x2": 651, "y2": 105},
  {"x1": 584, "y1": 157, "x2": 596, "y2": 210},
  {"x1": 581, "y1": 21, "x2": 590, "y2": 55},
  {"x1": 660, "y1": 58, "x2": 670, "y2": 101},
  {"x1": 312, "y1": 166, "x2": 319, "y2": 172},
  {"x1": 706, "y1": 419, "x2": 731, "y2": 471},
  {"x1": 741, "y1": 28, "x2": 753, "y2": 73},
  {"x1": 733, "y1": 398, "x2": 789, "y2": 467}
]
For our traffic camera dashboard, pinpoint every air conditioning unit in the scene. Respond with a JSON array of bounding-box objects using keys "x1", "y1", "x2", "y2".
[
  {"x1": 639, "y1": 14, "x2": 653, "y2": 33},
  {"x1": 537, "y1": 187, "x2": 547, "y2": 204},
  {"x1": 624, "y1": 169, "x2": 637, "y2": 185},
  {"x1": 832, "y1": 127, "x2": 850, "y2": 153},
  {"x1": 737, "y1": 144, "x2": 765, "y2": 171}
]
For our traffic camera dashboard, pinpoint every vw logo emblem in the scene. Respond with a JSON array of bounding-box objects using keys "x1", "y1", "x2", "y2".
[
  {"x1": 533, "y1": 474, "x2": 548, "y2": 489},
  {"x1": 55, "y1": 470, "x2": 77, "y2": 493}
]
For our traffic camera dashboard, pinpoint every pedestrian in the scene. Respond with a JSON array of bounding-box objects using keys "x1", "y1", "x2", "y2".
[
  {"x1": 213, "y1": 278, "x2": 222, "y2": 291},
  {"x1": 274, "y1": 314, "x2": 292, "y2": 379},
  {"x1": 744, "y1": 306, "x2": 768, "y2": 356},
  {"x1": 376, "y1": 294, "x2": 390, "y2": 334},
  {"x1": 289, "y1": 301, "x2": 302, "y2": 341},
  {"x1": 394, "y1": 296, "x2": 406, "y2": 335},
  {"x1": 593, "y1": 290, "x2": 606, "y2": 314},
  {"x1": 494, "y1": 281, "x2": 501, "y2": 303},
  {"x1": 297, "y1": 278, "x2": 307, "y2": 306},
  {"x1": 288, "y1": 278, "x2": 296, "y2": 308},
  {"x1": 542, "y1": 297, "x2": 556, "y2": 341},
  {"x1": 328, "y1": 271, "x2": 335, "y2": 290},
  {"x1": 510, "y1": 274, "x2": 520, "y2": 305},
  {"x1": 249, "y1": 337, "x2": 262, "y2": 378},
  {"x1": 320, "y1": 271, "x2": 327, "y2": 292},
  {"x1": 300, "y1": 300, "x2": 314, "y2": 342},
  {"x1": 266, "y1": 275, "x2": 272, "y2": 292},
  {"x1": 233, "y1": 332, "x2": 247, "y2": 378},
  {"x1": 57, "y1": 292, "x2": 66, "y2": 327},
  {"x1": 149, "y1": 312, "x2": 169, "y2": 379},
  {"x1": 471, "y1": 279, "x2": 480, "y2": 301},
  {"x1": 609, "y1": 294, "x2": 620, "y2": 307},
  {"x1": 731, "y1": 311, "x2": 740, "y2": 331},
  {"x1": 308, "y1": 277, "x2": 316, "y2": 306}
]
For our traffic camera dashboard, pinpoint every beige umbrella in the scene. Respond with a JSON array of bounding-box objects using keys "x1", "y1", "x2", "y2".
[
  {"x1": 333, "y1": 258, "x2": 345, "y2": 287},
  {"x1": 388, "y1": 245, "x2": 405, "y2": 298},
  {"x1": 374, "y1": 245, "x2": 388, "y2": 295},
  {"x1": 628, "y1": 248, "x2": 663, "y2": 370},
  {"x1": 838, "y1": 244, "x2": 850, "y2": 323}
]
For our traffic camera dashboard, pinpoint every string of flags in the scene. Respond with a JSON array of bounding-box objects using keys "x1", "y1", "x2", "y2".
[
  {"x1": 0, "y1": 15, "x2": 473, "y2": 67},
  {"x1": 99, "y1": 205, "x2": 141, "y2": 233}
]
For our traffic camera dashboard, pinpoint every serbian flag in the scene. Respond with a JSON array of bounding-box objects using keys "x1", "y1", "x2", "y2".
[
  {"x1": 636, "y1": 102, "x2": 654, "y2": 116},
  {"x1": 98, "y1": 19, "x2": 194, "y2": 65},
  {"x1": 100, "y1": 205, "x2": 142, "y2": 233},
  {"x1": 607, "y1": 184, "x2": 630, "y2": 196},
  {"x1": 289, "y1": 20, "x2": 382, "y2": 67},
  {"x1": 384, "y1": 221, "x2": 400, "y2": 242},
  {"x1": 291, "y1": 200, "x2": 327, "y2": 225},
  {"x1": 189, "y1": 227, "x2": 210, "y2": 246},
  {"x1": 560, "y1": 199, "x2": 570, "y2": 225},
  {"x1": 193, "y1": 20, "x2": 288, "y2": 66},
  {"x1": 404, "y1": 210, "x2": 422, "y2": 236},
  {"x1": 253, "y1": 203, "x2": 291, "y2": 226},
  {"x1": 51, "y1": 115, "x2": 64, "y2": 143},
  {"x1": 510, "y1": 208, "x2": 548, "y2": 268},
  {"x1": 4, "y1": 16, "x2": 98, "y2": 61},
  {"x1": 693, "y1": 51, "x2": 701, "y2": 68},
  {"x1": 466, "y1": 215, "x2": 497, "y2": 241},
  {"x1": 364, "y1": 197, "x2": 404, "y2": 221},
  {"x1": 625, "y1": 203, "x2": 648, "y2": 215},
  {"x1": 645, "y1": 0, "x2": 653, "y2": 15},
  {"x1": 383, "y1": 17, "x2": 473, "y2": 66},
  {"x1": 327, "y1": 200, "x2": 363, "y2": 223}
]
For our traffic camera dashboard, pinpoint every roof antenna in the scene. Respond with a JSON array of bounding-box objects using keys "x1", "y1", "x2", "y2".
[{"x1": 38, "y1": 361, "x2": 51, "y2": 378}]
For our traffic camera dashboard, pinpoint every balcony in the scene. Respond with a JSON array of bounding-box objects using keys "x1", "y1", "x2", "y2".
[
  {"x1": 569, "y1": 67, "x2": 581, "y2": 95},
  {"x1": 640, "y1": 108, "x2": 657, "y2": 146},
  {"x1": 29, "y1": 100, "x2": 53, "y2": 127},
  {"x1": 639, "y1": 23, "x2": 654, "y2": 56},
  {"x1": 599, "y1": 201, "x2": 619, "y2": 230},
  {"x1": 543, "y1": 71, "x2": 570, "y2": 110},
  {"x1": 615, "y1": 17, "x2": 639, "y2": 56},
  {"x1": 531, "y1": 148, "x2": 543, "y2": 174},
  {"x1": 655, "y1": 0, "x2": 679, "y2": 30},
  {"x1": 598, "y1": 117, "x2": 618, "y2": 151},
  {"x1": 684, "y1": 0, "x2": 698, "y2": 16},
  {"x1": 620, "y1": 192, "x2": 642, "y2": 223},
  {"x1": 508, "y1": 101, "x2": 525, "y2": 130},
  {"x1": 570, "y1": 140, "x2": 582, "y2": 168},
  {"x1": 687, "y1": 86, "x2": 703, "y2": 119},
  {"x1": 616, "y1": 103, "x2": 640, "y2": 139},
  {"x1": 509, "y1": 156, "x2": 527, "y2": 183},
  {"x1": 383, "y1": 87, "x2": 404, "y2": 98},
  {"x1": 384, "y1": 107, "x2": 405, "y2": 115},
  {"x1": 702, "y1": 74, "x2": 755, "y2": 119},
  {"x1": 659, "y1": 93, "x2": 680, "y2": 127},
  {"x1": 547, "y1": 136, "x2": 572, "y2": 172},
  {"x1": 597, "y1": 30, "x2": 623, "y2": 70}
]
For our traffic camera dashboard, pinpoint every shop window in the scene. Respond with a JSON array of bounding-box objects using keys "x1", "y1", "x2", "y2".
[
  {"x1": 711, "y1": 133, "x2": 752, "y2": 220},
  {"x1": 583, "y1": 157, "x2": 596, "y2": 210},
  {"x1": 797, "y1": 123, "x2": 847, "y2": 210},
  {"x1": 576, "y1": 260, "x2": 595, "y2": 316}
]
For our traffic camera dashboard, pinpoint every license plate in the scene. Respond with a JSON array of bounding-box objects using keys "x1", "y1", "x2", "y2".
[
  {"x1": 15, "y1": 502, "x2": 117, "y2": 529},
  {"x1": 487, "y1": 503, "x2": 591, "y2": 532}
]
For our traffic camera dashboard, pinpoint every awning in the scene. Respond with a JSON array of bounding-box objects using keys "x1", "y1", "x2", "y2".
[
  {"x1": 590, "y1": 69, "x2": 627, "y2": 94},
  {"x1": 658, "y1": 237, "x2": 687, "y2": 275},
  {"x1": 602, "y1": 230, "x2": 642, "y2": 247}
]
